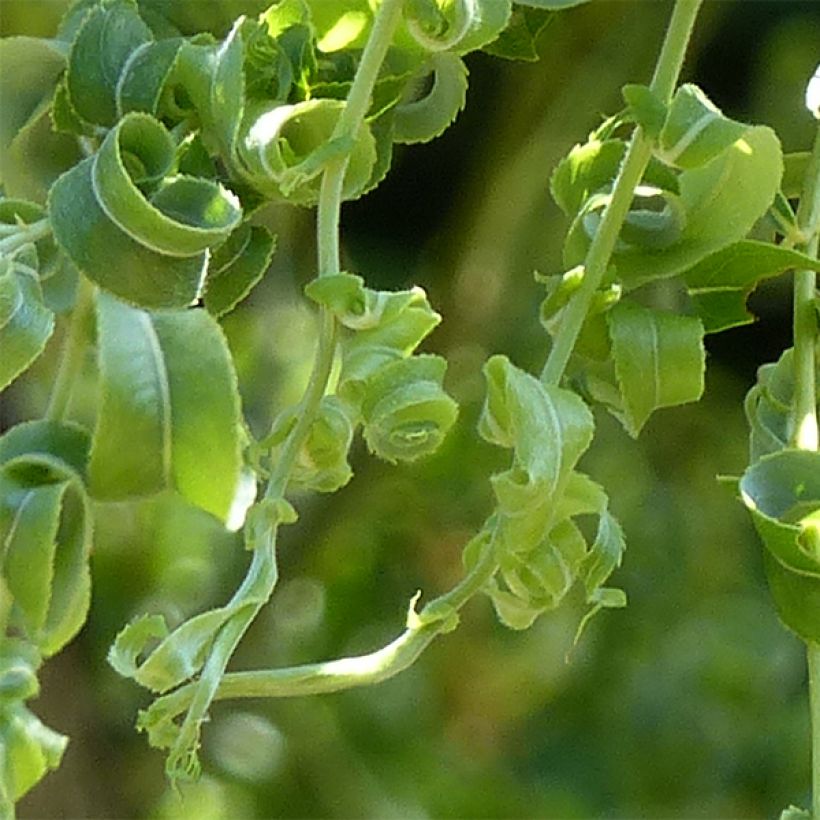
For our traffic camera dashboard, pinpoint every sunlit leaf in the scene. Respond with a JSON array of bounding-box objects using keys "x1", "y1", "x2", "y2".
[{"x1": 90, "y1": 293, "x2": 245, "y2": 523}]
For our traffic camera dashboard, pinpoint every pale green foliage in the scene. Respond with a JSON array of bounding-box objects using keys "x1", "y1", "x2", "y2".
[{"x1": 1, "y1": 0, "x2": 815, "y2": 814}]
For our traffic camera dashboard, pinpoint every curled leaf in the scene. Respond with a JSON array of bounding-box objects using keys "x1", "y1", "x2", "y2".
[
  {"x1": 238, "y1": 98, "x2": 376, "y2": 206},
  {"x1": 49, "y1": 112, "x2": 242, "y2": 308},
  {"x1": 0, "y1": 421, "x2": 92, "y2": 657},
  {"x1": 361, "y1": 355, "x2": 458, "y2": 463},
  {"x1": 393, "y1": 52, "x2": 468, "y2": 145}
]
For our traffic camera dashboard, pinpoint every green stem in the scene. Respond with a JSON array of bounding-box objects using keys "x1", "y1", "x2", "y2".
[
  {"x1": 811, "y1": 643, "x2": 820, "y2": 820},
  {"x1": 790, "y1": 127, "x2": 820, "y2": 451},
  {"x1": 540, "y1": 0, "x2": 704, "y2": 386},
  {"x1": 165, "y1": 0, "x2": 407, "y2": 777},
  {"x1": 143, "y1": 527, "x2": 498, "y2": 721},
  {"x1": 793, "y1": 124, "x2": 820, "y2": 818},
  {"x1": 45, "y1": 277, "x2": 94, "y2": 422}
]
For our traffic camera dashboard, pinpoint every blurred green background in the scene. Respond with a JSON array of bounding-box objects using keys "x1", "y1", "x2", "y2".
[{"x1": 3, "y1": 0, "x2": 820, "y2": 817}]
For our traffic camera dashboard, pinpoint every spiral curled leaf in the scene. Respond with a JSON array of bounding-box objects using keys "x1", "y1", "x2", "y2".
[
  {"x1": 0, "y1": 204, "x2": 56, "y2": 392},
  {"x1": 740, "y1": 451, "x2": 820, "y2": 643},
  {"x1": 404, "y1": 0, "x2": 511, "y2": 55},
  {"x1": 49, "y1": 112, "x2": 242, "y2": 308},
  {"x1": 0, "y1": 421, "x2": 93, "y2": 657},
  {"x1": 475, "y1": 357, "x2": 625, "y2": 632},
  {"x1": 238, "y1": 98, "x2": 376, "y2": 206},
  {"x1": 361, "y1": 355, "x2": 458, "y2": 463},
  {"x1": 393, "y1": 52, "x2": 468, "y2": 144}
]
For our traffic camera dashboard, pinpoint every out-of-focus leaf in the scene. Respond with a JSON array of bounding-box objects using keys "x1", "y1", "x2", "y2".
[{"x1": 483, "y1": 7, "x2": 553, "y2": 62}]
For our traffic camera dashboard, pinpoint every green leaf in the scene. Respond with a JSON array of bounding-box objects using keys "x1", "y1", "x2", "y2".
[
  {"x1": 90, "y1": 293, "x2": 246, "y2": 524},
  {"x1": 2, "y1": 100, "x2": 83, "y2": 205},
  {"x1": 622, "y1": 83, "x2": 666, "y2": 140},
  {"x1": 204, "y1": 224, "x2": 276, "y2": 317},
  {"x1": 0, "y1": 37, "x2": 68, "y2": 191},
  {"x1": 360, "y1": 355, "x2": 458, "y2": 463},
  {"x1": 782, "y1": 151, "x2": 810, "y2": 199},
  {"x1": 607, "y1": 302, "x2": 705, "y2": 437},
  {"x1": 657, "y1": 84, "x2": 748, "y2": 170},
  {"x1": 108, "y1": 603, "x2": 251, "y2": 693},
  {"x1": 575, "y1": 126, "x2": 783, "y2": 288},
  {"x1": 684, "y1": 240, "x2": 820, "y2": 333},
  {"x1": 0, "y1": 421, "x2": 92, "y2": 657},
  {"x1": 515, "y1": 0, "x2": 591, "y2": 7},
  {"x1": 117, "y1": 37, "x2": 185, "y2": 117},
  {"x1": 173, "y1": 20, "x2": 245, "y2": 156},
  {"x1": 404, "y1": 0, "x2": 512, "y2": 55},
  {"x1": 393, "y1": 53, "x2": 468, "y2": 144},
  {"x1": 741, "y1": 450, "x2": 820, "y2": 643},
  {"x1": 580, "y1": 509, "x2": 625, "y2": 597},
  {"x1": 49, "y1": 113, "x2": 242, "y2": 308},
  {"x1": 0, "y1": 701, "x2": 67, "y2": 804},
  {"x1": 482, "y1": 7, "x2": 553, "y2": 62},
  {"x1": 0, "y1": 261, "x2": 55, "y2": 393},
  {"x1": 238, "y1": 98, "x2": 376, "y2": 206},
  {"x1": 66, "y1": 0, "x2": 153, "y2": 126}
]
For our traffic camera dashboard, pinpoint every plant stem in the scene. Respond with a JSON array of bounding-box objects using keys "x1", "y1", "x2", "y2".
[
  {"x1": 790, "y1": 126, "x2": 820, "y2": 451},
  {"x1": 165, "y1": 0, "x2": 407, "y2": 776},
  {"x1": 45, "y1": 277, "x2": 94, "y2": 422},
  {"x1": 811, "y1": 643, "x2": 820, "y2": 820},
  {"x1": 540, "y1": 0, "x2": 704, "y2": 386},
  {"x1": 142, "y1": 527, "x2": 498, "y2": 720},
  {"x1": 793, "y1": 124, "x2": 820, "y2": 818}
]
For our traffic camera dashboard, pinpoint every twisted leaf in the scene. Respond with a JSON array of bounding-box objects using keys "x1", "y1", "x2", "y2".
[
  {"x1": 0, "y1": 421, "x2": 92, "y2": 657},
  {"x1": 49, "y1": 112, "x2": 242, "y2": 308}
]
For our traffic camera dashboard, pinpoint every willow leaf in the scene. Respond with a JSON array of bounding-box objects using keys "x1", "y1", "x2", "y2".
[
  {"x1": 203, "y1": 224, "x2": 276, "y2": 317},
  {"x1": 684, "y1": 241, "x2": 820, "y2": 333},
  {"x1": 393, "y1": 53, "x2": 468, "y2": 145},
  {"x1": 66, "y1": 0, "x2": 153, "y2": 126},
  {"x1": 49, "y1": 113, "x2": 241, "y2": 308},
  {"x1": 0, "y1": 266, "x2": 55, "y2": 394},
  {"x1": 90, "y1": 293, "x2": 245, "y2": 524},
  {"x1": 607, "y1": 302, "x2": 705, "y2": 437},
  {"x1": 174, "y1": 19, "x2": 245, "y2": 156},
  {"x1": 0, "y1": 421, "x2": 92, "y2": 657},
  {"x1": 741, "y1": 451, "x2": 820, "y2": 643}
]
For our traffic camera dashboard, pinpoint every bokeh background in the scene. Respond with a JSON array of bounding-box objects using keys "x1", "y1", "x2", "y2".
[{"x1": 3, "y1": 0, "x2": 820, "y2": 817}]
